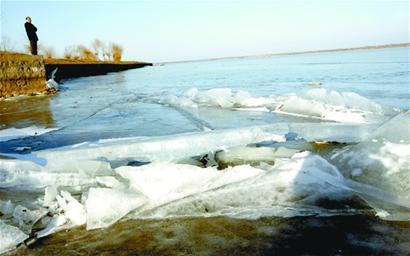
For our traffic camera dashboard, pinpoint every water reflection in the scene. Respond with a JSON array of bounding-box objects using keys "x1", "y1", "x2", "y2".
[{"x1": 0, "y1": 95, "x2": 54, "y2": 129}]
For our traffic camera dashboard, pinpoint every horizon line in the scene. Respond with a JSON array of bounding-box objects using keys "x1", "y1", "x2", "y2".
[{"x1": 156, "y1": 42, "x2": 410, "y2": 64}]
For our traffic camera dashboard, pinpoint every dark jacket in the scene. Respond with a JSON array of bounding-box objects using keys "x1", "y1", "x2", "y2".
[{"x1": 25, "y1": 22, "x2": 38, "y2": 41}]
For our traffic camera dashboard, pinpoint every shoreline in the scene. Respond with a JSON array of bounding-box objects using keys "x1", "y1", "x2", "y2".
[
  {"x1": 44, "y1": 59, "x2": 152, "y2": 81},
  {"x1": 0, "y1": 52, "x2": 152, "y2": 99},
  {"x1": 159, "y1": 42, "x2": 410, "y2": 64}
]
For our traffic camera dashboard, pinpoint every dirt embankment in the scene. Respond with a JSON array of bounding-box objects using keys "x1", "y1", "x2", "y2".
[
  {"x1": 0, "y1": 52, "x2": 152, "y2": 99},
  {"x1": 44, "y1": 58, "x2": 152, "y2": 81},
  {"x1": 0, "y1": 52, "x2": 49, "y2": 98}
]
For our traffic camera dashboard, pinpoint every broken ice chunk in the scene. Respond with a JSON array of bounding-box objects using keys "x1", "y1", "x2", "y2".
[
  {"x1": 289, "y1": 123, "x2": 376, "y2": 143},
  {"x1": 85, "y1": 188, "x2": 146, "y2": 230},
  {"x1": 330, "y1": 111, "x2": 410, "y2": 220},
  {"x1": 12, "y1": 205, "x2": 48, "y2": 233},
  {"x1": 95, "y1": 176, "x2": 123, "y2": 188},
  {"x1": 43, "y1": 186, "x2": 58, "y2": 207},
  {"x1": 58, "y1": 191, "x2": 86, "y2": 226},
  {"x1": 0, "y1": 200, "x2": 14, "y2": 216},
  {"x1": 116, "y1": 163, "x2": 264, "y2": 210},
  {"x1": 215, "y1": 146, "x2": 300, "y2": 169},
  {"x1": 0, "y1": 220, "x2": 28, "y2": 254},
  {"x1": 36, "y1": 215, "x2": 67, "y2": 238},
  {"x1": 136, "y1": 153, "x2": 350, "y2": 219}
]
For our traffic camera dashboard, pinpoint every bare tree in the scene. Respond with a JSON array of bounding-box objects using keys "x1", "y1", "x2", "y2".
[
  {"x1": 64, "y1": 46, "x2": 74, "y2": 59},
  {"x1": 77, "y1": 45, "x2": 97, "y2": 60},
  {"x1": 39, "y1": 45, "x2": 55, "y2": 58},
  {"x1": 23, "y1": 44, "x2": 31, "y2": 54},
  {"x1": 61, "y1": 40, "x2": 125, "y2": 61},
  {"x1": 91, "y1": 38, "x2": 102, "y2": 60},
  {"x1": 111, "y1": 43, "x2": 123, "y2": 62},
  {"x1": 103, "y1": 43, "x2": 112, "y2": 61},
  {"x1": 0, "y1": 36, "x2": 14, "y2": 51}
]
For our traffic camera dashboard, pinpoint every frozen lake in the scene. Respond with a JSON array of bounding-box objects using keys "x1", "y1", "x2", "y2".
[{"x1": 0, "y1": 47, "x2": 409, "y2": 255}]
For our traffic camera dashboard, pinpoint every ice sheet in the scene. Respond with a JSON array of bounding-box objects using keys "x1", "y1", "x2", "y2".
[{"x1": 0, "y1": 126, "x2": 57, "y2": 142}]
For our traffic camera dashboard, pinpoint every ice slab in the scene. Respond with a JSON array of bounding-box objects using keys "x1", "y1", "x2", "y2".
[
  {"x1": 215, "y1": 146, "x2": 300, "y2": 169},
  {"x1": 330, "y1": 111, "x2": 410, "y2": 220},
  {"x1": 43, "y1": 186, "x2": 58, "y2": 207},
  {"x1": 288, "y1": 123, "x2": 377, "y2": 143},
  {"x1": 85, "y1": 188, "x2": 146, "y2": 230},
  {"x1": 12, "y1": 205, "x2": 48, "y2": 233},
  {"x1": 36, "y1": 215, "x2": 67, "y2": 239},
  {"x1": 34, "y1": 125, "x2": 286, "y2": 165},
  {"x1": 132, "y1": 152, "x2": 351, "y2": 219},
  {"x1": 0, "y1": 200, "x2": 14, "y2": 216},
  {"x1": 57, "y1": 191, "x2": 86, "y2": 226},
  {"x1": 116, "y1": 163, "x2": 264, "y2": 209},
  {"x1": 0, "y1": 220, "x2": 28, "y2": 254},
  {"x1": 0, "y1": 159, "x2": 112, "y2": 190}
]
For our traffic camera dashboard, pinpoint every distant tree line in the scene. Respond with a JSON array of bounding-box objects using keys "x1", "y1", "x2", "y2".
[
  {"x1": 0, "y1": 36, "x2": 123, "y2": 62},
  {"x1": 64, "y1": 39, "x2": 123, "y2": 62}
]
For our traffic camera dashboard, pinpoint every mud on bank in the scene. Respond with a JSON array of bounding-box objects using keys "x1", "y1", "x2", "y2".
[{"x1": 0, "y1": 52, "x2": 48, "y2": 98}]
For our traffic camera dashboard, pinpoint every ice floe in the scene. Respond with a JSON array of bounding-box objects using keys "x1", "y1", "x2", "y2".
[{"x1": 159, "y1": 88, "x2": 391, "y2": 123}]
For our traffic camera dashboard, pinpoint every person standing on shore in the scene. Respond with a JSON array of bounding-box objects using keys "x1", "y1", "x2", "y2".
[{"x1": 24, "y1": 16, "x2": 38, "y2": 55}]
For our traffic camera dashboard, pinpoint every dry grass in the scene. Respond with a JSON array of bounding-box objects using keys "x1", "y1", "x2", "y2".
[
  {"x1": 39, "y1": 45, "x2": 55, "y2": 58},
  {"x1": 77, "y1": 45, "x2": 97, "y2": 61},
  {"x1": 111, "y1": 43, "x2": 123, "y2": 62},
  {"x1": 62, "y1": 40, "x2": 123, "y2": 62},
  {"x1": 43, "y1": 58, "x2": 145, "y2": 65}
]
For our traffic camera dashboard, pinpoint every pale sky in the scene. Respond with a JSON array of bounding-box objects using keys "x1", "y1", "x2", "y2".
[{"x1": 1, "y1": 0, "x2": 409, "y2": 62}]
